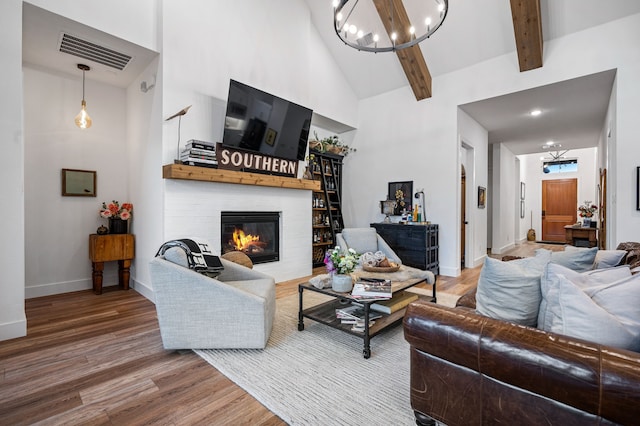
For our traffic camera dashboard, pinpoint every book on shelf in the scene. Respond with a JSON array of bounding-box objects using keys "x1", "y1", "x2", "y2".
[
  {"x1": 181, "y1": 147, "x2": 217, "y2": 158},
  {"x1": 335, "y1": 305, "x2": 382, "y2": 321},
  {"x1": 181, "y1": 159, "x2": 218, "y2": 168},
  {"x1": 184, "y1": 139, "x2": 216, "y2": 151},
  {"x1": 351, "y1": 278, "x2": 392, "y2": 299},
  {"x1": 369, "y1": 291, "x2": 419, "y2": 314}
]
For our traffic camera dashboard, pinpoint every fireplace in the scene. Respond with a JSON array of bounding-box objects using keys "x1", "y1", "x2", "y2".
[{"x1": 221, "y1": 211, "x2": 280, "y2": 264}]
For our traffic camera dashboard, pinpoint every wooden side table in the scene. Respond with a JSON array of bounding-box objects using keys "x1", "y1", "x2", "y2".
[
  {"x1": 564, "y1": 225, "x2": 598, "y2": 248},
  {"x1": 89, "y1": 234, "x2": 135, "y2": 294}
]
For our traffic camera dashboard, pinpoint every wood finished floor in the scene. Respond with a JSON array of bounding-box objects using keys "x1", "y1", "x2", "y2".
[{"x1": 0, "y1": 242, "x2": 562, "y2": 425}]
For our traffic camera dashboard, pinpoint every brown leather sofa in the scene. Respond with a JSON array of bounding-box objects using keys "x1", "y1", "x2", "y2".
[
  {"x1": 404, "y1": 300, "x2": 640, "y2": 425},
  {"x1": 403, "y1": 245, "x2": 640, "y2": 426}
]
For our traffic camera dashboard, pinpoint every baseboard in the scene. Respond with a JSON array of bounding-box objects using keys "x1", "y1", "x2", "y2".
[
  {"x1": 491, "y1": 242, "x2": 516, "y2": 255},
  {"x1": 438, "y1": 265, "x2": 458, "y2": 277},
  {"x1": 25, "y1": 278, "x2": 93, "y2": 299},
  {"x1": 133, "y1": 278, "x2": 156, "y2": 303},
  {"x1": 0, "y1": 316, "x2": 27, "y2": 341},
  {"x1": 472, "y1": 254, "x2": 487, "y2": 267}
]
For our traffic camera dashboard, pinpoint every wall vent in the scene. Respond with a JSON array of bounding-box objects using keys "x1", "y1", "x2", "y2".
[{"x1": 58, "y1": 33, "x2": 132, "y2": 71}]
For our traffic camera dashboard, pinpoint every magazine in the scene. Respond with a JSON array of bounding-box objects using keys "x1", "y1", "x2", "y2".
[{"x1": 351, "y1": 278, "x2": 392, "y2": 299}]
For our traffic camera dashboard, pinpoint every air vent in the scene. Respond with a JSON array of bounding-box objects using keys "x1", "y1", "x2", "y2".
[{"x1": 59, "y1": 33, "x2": 132, "y2": 71}]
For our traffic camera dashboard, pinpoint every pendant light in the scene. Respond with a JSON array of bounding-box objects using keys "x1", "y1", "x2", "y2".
[{"x1": 74, "y1": 64, "x2": 92, "y2": 129}]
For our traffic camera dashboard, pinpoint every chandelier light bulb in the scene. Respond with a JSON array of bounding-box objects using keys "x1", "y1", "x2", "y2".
[
  {"x1": 391, "y1": 32, "x2": 397, "y2": 41},
  {"x1": 332, "y1": 0, "x2": 340, "y2": 7},
  {"x1": 357, "y1": 30, "x2": 364, "y2": 38},
  {"x1": 74, "y1": 64, "x2": 92, "y2": 130},
  {"x1": 349, "y1": 24, "x2": 357, "y2": 34},
  {"x1": 425, "y1": 17, "x2": 432, "y2": 26},
  {"x1": 409, "y1": 26, "x2": 415, "y2": 34},
  {"x1": 336, "y1": 11, "x2": 343, "y2": 21},
  {"x1": 75, "y1": 100, "x2": 92, "y2": 129},
  {"x1": 373, "y1": 34, "x2": 379, "y2": 42}
]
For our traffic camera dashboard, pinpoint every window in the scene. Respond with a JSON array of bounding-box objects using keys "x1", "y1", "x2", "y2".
[{"x1": 543, "y1": 159, "x2": 578, "y2": 174}]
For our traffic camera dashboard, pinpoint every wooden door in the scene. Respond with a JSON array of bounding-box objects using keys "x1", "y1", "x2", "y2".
[
  {"x1": 461, "y1": 166, "x2": 466, "y2": 269},
  {"x1": 542, "y1": 179, "x2": 577, "y2": 242}
]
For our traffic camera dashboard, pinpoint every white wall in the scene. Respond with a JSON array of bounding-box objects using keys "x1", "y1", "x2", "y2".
[
  {"x1": 345, "y1": 13, "x2": 640, "y2": 276},
  {"x1": 458, "y1": 109, "x2": 488, "y2": 267},
  {"x1": 0, "y1": 0, "x2": 26, "y2": 340}
]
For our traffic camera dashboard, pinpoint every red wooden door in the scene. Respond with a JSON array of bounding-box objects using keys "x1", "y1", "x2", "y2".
[{"x1": 542, "y1": 179, "x2": 577, "y2": 242}]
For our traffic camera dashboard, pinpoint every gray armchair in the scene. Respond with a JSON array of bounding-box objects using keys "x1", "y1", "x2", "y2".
[
  {"x1": 149, "y1": 248, "x2": 275, "y2": 350},
  {"x1": 336, "y1": 227, "x2": 402, "y2": 265}
]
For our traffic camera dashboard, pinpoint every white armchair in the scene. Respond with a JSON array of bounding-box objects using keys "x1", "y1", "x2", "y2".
[
  {"x1": 336, "y1": 227, "x2": 402, "y2": 265},
  {"x1": 149, "y1": 248, "x2": 275, "y2": 350}
]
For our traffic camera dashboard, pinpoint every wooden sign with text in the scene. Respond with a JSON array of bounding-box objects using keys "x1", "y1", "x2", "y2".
[{"x1": 216, "y1": 143, "x2": 298, "y2": 177}]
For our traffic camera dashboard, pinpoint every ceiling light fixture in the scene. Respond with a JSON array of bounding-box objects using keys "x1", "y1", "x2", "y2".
[
  {"x1": 333, "y1": 0, "x2": 448, "y2": 53},
  {"x1": 74, "y1": 64, "x2": 92, "y2": 129},
  {"x1": 530, "y1": 109, "x2": 542, "y2": 116},
  {"x1": 541, "y1": 142, "x2": 569, "y2": 160}
]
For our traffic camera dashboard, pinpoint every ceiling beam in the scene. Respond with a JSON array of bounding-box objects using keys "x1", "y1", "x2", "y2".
[
  {"x1": 510, "y1": 0, "x2": 543, "y2": 72},
  {"x1": 373, "y1": 0, "x2": 433, "y2": 100}
]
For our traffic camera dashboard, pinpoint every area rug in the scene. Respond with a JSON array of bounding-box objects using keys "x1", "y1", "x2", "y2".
[{"x1": 195, "y1": 292, "x2": 460, "y2": 425}]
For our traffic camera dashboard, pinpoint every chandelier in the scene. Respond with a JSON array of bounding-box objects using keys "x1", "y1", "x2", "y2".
[
  {"x1": 333, "y1": 0, "x2": 448, "y2": 53},
  {"x1": 541, "y1": 142, "x2": 569, "y2": 160}
]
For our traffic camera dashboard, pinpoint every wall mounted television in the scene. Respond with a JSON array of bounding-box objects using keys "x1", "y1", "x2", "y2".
[{"x1": 222, "y1": 79, "x2": 312, "y2": 161}]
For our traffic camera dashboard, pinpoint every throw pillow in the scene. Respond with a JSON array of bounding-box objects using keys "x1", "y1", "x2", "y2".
[
  {"x1": 476, "y1": 251, "x2": 551, "y2": 326},
  {"x1": 538, "y1": 247, "x2": 598, "y2": 272},
  {"x1": 164, "y1": 247, "x2": 189, "y2": 267},
  {"x1": 538, "y1": 263, "x2": 632, "y2": 331},
  {"x1": 542, "y1": 269, "x2": 640, "y2": 351},
  {"x1": 594, "y1": 250, "x2": 628, "y2": 269},
  {"x1": 564, "y1": 246, "x2": 627, "y2": 269},
  {"x1": 341, "y1": 228, "x2": 378, "y2": 253}
]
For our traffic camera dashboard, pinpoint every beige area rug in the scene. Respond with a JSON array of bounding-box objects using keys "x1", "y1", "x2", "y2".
[{"x1": 195, "y1": 292, "x2": 459, "y2": 425}]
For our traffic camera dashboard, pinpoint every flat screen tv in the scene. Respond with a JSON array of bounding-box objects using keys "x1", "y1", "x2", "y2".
[{"x1": 222, "y1": 80, "x2": 312, "y2": 161}]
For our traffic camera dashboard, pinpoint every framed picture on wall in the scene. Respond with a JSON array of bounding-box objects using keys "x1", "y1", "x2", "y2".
[
  {"x1": 388, "y1": 181, "x2": 413, "y2": 215},
  {"x1": 478, "y1": 186, "x2": 486, "y2": 209},
  {"x1": 61, "y1": 168, "x2": 96, "y2": 197}
]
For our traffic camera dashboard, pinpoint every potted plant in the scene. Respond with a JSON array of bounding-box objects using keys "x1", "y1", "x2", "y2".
[
  {"x1": 100, "y1": 200, "x2": 133, "y2": 234},
  {"x1": 324, "y1": 246, "x2": 360, "y2": 292},
  {"x1": 309, "y1": 131, "x2": 356, "y2": 157},
  {"x1": 578, "y1": 201, "x2": 597, "y2": 227}
]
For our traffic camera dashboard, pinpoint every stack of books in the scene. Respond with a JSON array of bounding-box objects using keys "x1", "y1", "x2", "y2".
[
  {"x1": 335, "y1": 305, "x2": 382, "y2": 331},
  {"x1": 351, "y1": 278, "x2": 392, "y2": 300},
  {"x1": 180, "y1": 139, "x2": 218, "y2": 168}
]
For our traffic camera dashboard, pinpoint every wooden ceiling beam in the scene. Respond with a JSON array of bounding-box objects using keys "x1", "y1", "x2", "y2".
[
  {"x1": 510, "y1": 0, "x2": 543, "y2": 72},
  {"x1": 373, "y1": 0, "x2": 433, "y2": 100}
]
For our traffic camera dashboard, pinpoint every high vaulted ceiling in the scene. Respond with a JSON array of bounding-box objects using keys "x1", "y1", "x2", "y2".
[{"x1": 305, "y1": 0, "x2": 640, "y2": 155}]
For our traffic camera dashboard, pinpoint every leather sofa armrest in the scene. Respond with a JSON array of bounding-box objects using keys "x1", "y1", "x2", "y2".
[
  {"x1": 455, "y1": 287, "x2": 476, "y2": 308},
  {"x1": 403, "y1": 300, "x2": 640, "y2": 425}
]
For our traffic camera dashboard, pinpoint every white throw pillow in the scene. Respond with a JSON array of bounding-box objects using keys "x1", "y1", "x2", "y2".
[
  {"x1": 539, "y1": 263, "x2": 640, "y2": 351},
  {"x1": 538, "y1": 247, "x2": 598, "y2": 272},
  {"x1": 594, "y1": 250, "x2": 628, "y2": 269},
  {"x1": 476, "y1": 251, "x2": 551, "y2": 326},
  {"x1": 538, "y1": 264, "x2": 632, "y2": 330}
]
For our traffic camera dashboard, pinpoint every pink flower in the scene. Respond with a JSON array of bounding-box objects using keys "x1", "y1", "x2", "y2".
[{"x1": 99, "y1": 200, "x2": 133, "y2": 221}]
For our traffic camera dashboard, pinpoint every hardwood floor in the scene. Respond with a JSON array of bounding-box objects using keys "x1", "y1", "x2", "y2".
[{"x1": 0, "y1": 242, "x2": 561, "y2": 425}]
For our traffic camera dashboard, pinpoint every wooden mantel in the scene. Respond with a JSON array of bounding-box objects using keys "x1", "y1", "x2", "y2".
[{"x1": 163, "y1": 164, "x2": 321, "y2": 191}]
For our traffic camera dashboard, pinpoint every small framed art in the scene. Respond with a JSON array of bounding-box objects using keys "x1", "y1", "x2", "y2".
[{"x1": 478, "y1": 186, "x2": 486, "y2": 209}]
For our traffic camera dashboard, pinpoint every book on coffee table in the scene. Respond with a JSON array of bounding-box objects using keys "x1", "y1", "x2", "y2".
[
  {"x1": 351, "y1": 278, "x2": 392, "y2": 299},
  {"x1": 370, "y1": 291, "x2": 419, "y2": 314}
]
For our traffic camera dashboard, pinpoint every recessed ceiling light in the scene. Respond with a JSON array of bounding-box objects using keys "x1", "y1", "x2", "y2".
[
  {"x1": 530, "y1": 109, "x2": 542, "y2": 117},
  {"x1": 546, "y1": 140, "x2": 554, "y2": 145}
]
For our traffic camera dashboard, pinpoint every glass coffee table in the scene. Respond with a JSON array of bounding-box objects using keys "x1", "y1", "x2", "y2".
[{"x1": 298, "y1": 273, "x2": 436, "y2": 358}]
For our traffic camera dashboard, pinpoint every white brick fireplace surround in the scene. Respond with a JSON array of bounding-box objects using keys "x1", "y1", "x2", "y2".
[{"x1": 163, "y1": 178, "x2": 312, "y2": 283}]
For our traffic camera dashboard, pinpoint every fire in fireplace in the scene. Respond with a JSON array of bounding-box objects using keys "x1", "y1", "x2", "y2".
[{"x1": 221, "y1": 211, "x2": 280, "y2": 264}]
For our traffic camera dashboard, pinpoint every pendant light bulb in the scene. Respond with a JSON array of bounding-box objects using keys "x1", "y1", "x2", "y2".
[{"x1": 75, "y1": 64, "x2": 92, "y2": 129}]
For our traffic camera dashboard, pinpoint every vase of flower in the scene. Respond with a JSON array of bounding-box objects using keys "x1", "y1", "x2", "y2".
[
  {"x1": 109, "y1": 218, "x2": 128, "y2": 234},
  {"x1": 324, "y1": 246, "x2": 360, "y2": 292},
  {"x1": 100, "y1": 200, "x2": 133, "y2": 234},
  {"x1": 331, "y1": 273, "x2": 353, "y2": 292}
]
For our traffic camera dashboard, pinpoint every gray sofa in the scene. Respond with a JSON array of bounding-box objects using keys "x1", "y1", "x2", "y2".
[{"x1": 149, "y1": 250, "x2": 275, "y2": 350}]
